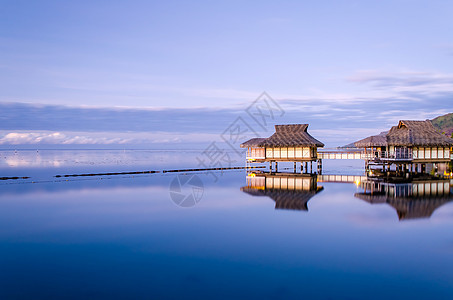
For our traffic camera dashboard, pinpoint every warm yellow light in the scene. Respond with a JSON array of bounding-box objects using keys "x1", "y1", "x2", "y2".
[
  {"x1": 248, "y1": 173, "x2": 256, "y2": 177},
  {"x1": 355, "y1": 179, "x2": 360, "y2": 186}
]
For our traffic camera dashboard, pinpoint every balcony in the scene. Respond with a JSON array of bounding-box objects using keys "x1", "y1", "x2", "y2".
[{"x1": 363, "y1": 150, "x2": 413, "y2": 161}]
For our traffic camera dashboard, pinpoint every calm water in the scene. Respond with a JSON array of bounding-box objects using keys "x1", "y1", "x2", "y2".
[{"x1": 0, "y1": 150, "x2": 452, "y2": 299}]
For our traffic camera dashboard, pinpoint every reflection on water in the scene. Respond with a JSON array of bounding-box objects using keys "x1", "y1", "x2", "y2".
[
  {"x1": 0, "y1": 149, "x2": 204, "y2": 169},
  {"x1": 241, "y1": 171, "x2": 453, "y2": 221},
  {"x1": 355, "y1": 179, "x2": 453, "y2": 220},
  {"x1": 241, "y1": 172, "x2": 323, "y2": 211}
]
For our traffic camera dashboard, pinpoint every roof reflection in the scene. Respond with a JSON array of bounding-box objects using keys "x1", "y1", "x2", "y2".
[
  {"x1": 241, "y1": 172, "x2": 323, "y2": 211},
  {"x1": 355, "y1": 179, "x2": 453, "y2": 220}
]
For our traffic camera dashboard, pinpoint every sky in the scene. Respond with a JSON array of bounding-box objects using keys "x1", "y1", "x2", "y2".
[{"x1": 1, "y1": 0, "x2": 453, "y2": 148}]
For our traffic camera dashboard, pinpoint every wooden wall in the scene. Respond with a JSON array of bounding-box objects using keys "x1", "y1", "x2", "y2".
[
  {"x1": 412, "y1": 147, "x2": 450, "y2": 160},
  {"x1": 265, "y1": 147, "x2": 317, "y2": 159}
]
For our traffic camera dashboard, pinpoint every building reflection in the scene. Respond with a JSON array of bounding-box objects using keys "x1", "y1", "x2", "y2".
[
  {"x1": 355, "y1": 179, "x2": 453, "y2": 220},
  {"x1": 241, "y1": 172, "x2": 323, "y2": 211}
]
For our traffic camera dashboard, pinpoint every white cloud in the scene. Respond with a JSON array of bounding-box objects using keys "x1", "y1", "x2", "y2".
[
  {"x1": 0, "y1": 130, "x2": 223, "y2": 146},
  {"x1": 0, "y1": 132, "x2": 128, "y2": 145},
  {"x1": 347, "y1": 70, "x2": 453, "y2": 99}
]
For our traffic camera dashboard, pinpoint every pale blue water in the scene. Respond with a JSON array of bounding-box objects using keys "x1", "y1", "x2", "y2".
[{"x1": 0, "y1": 150, "x2": 452, "y2": 299}]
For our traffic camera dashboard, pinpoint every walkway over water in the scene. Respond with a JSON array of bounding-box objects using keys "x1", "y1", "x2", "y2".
[{"x1": 317, "y1": 151, "x2": 363, "y2": 160}]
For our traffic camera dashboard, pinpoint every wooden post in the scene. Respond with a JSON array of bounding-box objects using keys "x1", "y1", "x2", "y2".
[
  {"x1": 294, "y1": 162, "x2": 296, "y2": 173},
  {"x1": 269, "y1": 161, "x2": 272, "y2": 172},
  {"x1": 317, "y1": 159, "x2": 322, "y2": 174},
  {"x1": 275, "y1": 161, "x2": 278, "y2": 172},
  {"x1": 304, "y1": 162, "x2": 308, "y2": 174}
]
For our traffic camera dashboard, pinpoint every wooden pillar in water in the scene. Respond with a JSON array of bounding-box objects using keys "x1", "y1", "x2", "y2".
[
  {"x1": 294, "y1": 162, "x2": 297, "y2": 173},
  {"x1": 304, "y1": 162, "x2": 308, "y2": 174},
  {"x1": 317, "y1": 159, "x2": 322, "y2": 174},
  {"x1": 275, "y1": 162, "x2": 278, "y2": 172},
  {"x1": 269, "y1": 161, "x2": 272, "y2": 172}
]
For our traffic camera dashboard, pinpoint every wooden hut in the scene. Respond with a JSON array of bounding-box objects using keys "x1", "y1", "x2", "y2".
[
  {"x1": 241, "y1": 124, "x2": 324, "y2": 163},
  {"x1": 387, "y1": 120, "x2": 452, "y2": 162},
  {"x1": 354, "y1": 120, "x2": 453, "y2": 175}
]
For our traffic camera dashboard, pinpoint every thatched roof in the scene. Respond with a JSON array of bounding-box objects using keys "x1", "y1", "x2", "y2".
[
  {"x1": 240, "y1": 124, "x2": 324, "y2": 148},
  {"x1": 354, "y1": 132, "x2": 387, "y2": 148},
  {"x1": 240, "y1": 138, "x2": 266, "y2": 148},
  {"x1": 387, "y1": 120, "x2": 453, "y2": 146},
  {"x1": 354, "y1": 120, "x2": 453, "y2": 148}
]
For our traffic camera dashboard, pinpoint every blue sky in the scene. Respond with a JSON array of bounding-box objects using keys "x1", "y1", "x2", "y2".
[{"x1": 1, "y1": 0, "x2": 452, "y2": 148}]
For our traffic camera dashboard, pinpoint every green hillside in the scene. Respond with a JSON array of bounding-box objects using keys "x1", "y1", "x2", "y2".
[{"x1": 431, "y1": 113, "x2": 453, "y2": 137}]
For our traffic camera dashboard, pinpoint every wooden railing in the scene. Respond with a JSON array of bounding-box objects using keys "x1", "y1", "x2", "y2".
[{"x1": 376, "y1": 151, "x2": 413, "y2": 160}]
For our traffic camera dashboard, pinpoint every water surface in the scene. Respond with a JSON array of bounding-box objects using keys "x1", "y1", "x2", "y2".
[{"x1": 0, "y1": 150, "x2": 452, "y2": 299}]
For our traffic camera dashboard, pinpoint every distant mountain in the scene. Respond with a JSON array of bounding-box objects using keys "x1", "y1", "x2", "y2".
[
  {"x1": 338, "y1": 131, "x2": 387, "y2": 149},
  {"x1": 431, "y1": 113, "x2": 453, "y2": 137},
  {"x1": 338, "y1": 142, "x2": 356, "y2": 149}
]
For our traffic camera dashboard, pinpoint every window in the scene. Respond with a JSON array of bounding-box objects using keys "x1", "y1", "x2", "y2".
[
  {"x1": 295, "y1": 147, "x2": 303, "y2": 158},
  {"x1": 425, "y1": 148, "x2": 431, "y2": 159},
  {"x1": 280, "y1": 147, "x2": 288, "y2": 158},
  {"x1": 266, "y1": 148, "x2": 273, "y2": 158},
  {"x1": 419, "y1": 147, "x2": 424, "y2": 159},
  {"x1": 438, "y1": 148, "x2": 443, "y2": 159}
]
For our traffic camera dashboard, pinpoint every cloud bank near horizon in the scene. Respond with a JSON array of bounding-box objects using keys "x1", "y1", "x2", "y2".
[{"x1": 1, "y1": 87, "x2": 451, "y2": 148}]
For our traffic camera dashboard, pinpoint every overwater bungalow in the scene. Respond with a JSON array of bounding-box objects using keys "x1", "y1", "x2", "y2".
[
  {"x1": 354, "y1": 120, "x2": 453, "y2": 175},
  {"x1": 241, "y1": 172, "x2": 323, "y2": 211},
  {"x1": 355, "y1": 179, "x2": 452, "y2": 220},
  {"x1": 241, "y1": 124, "x2": 325, "y2": 172}
]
